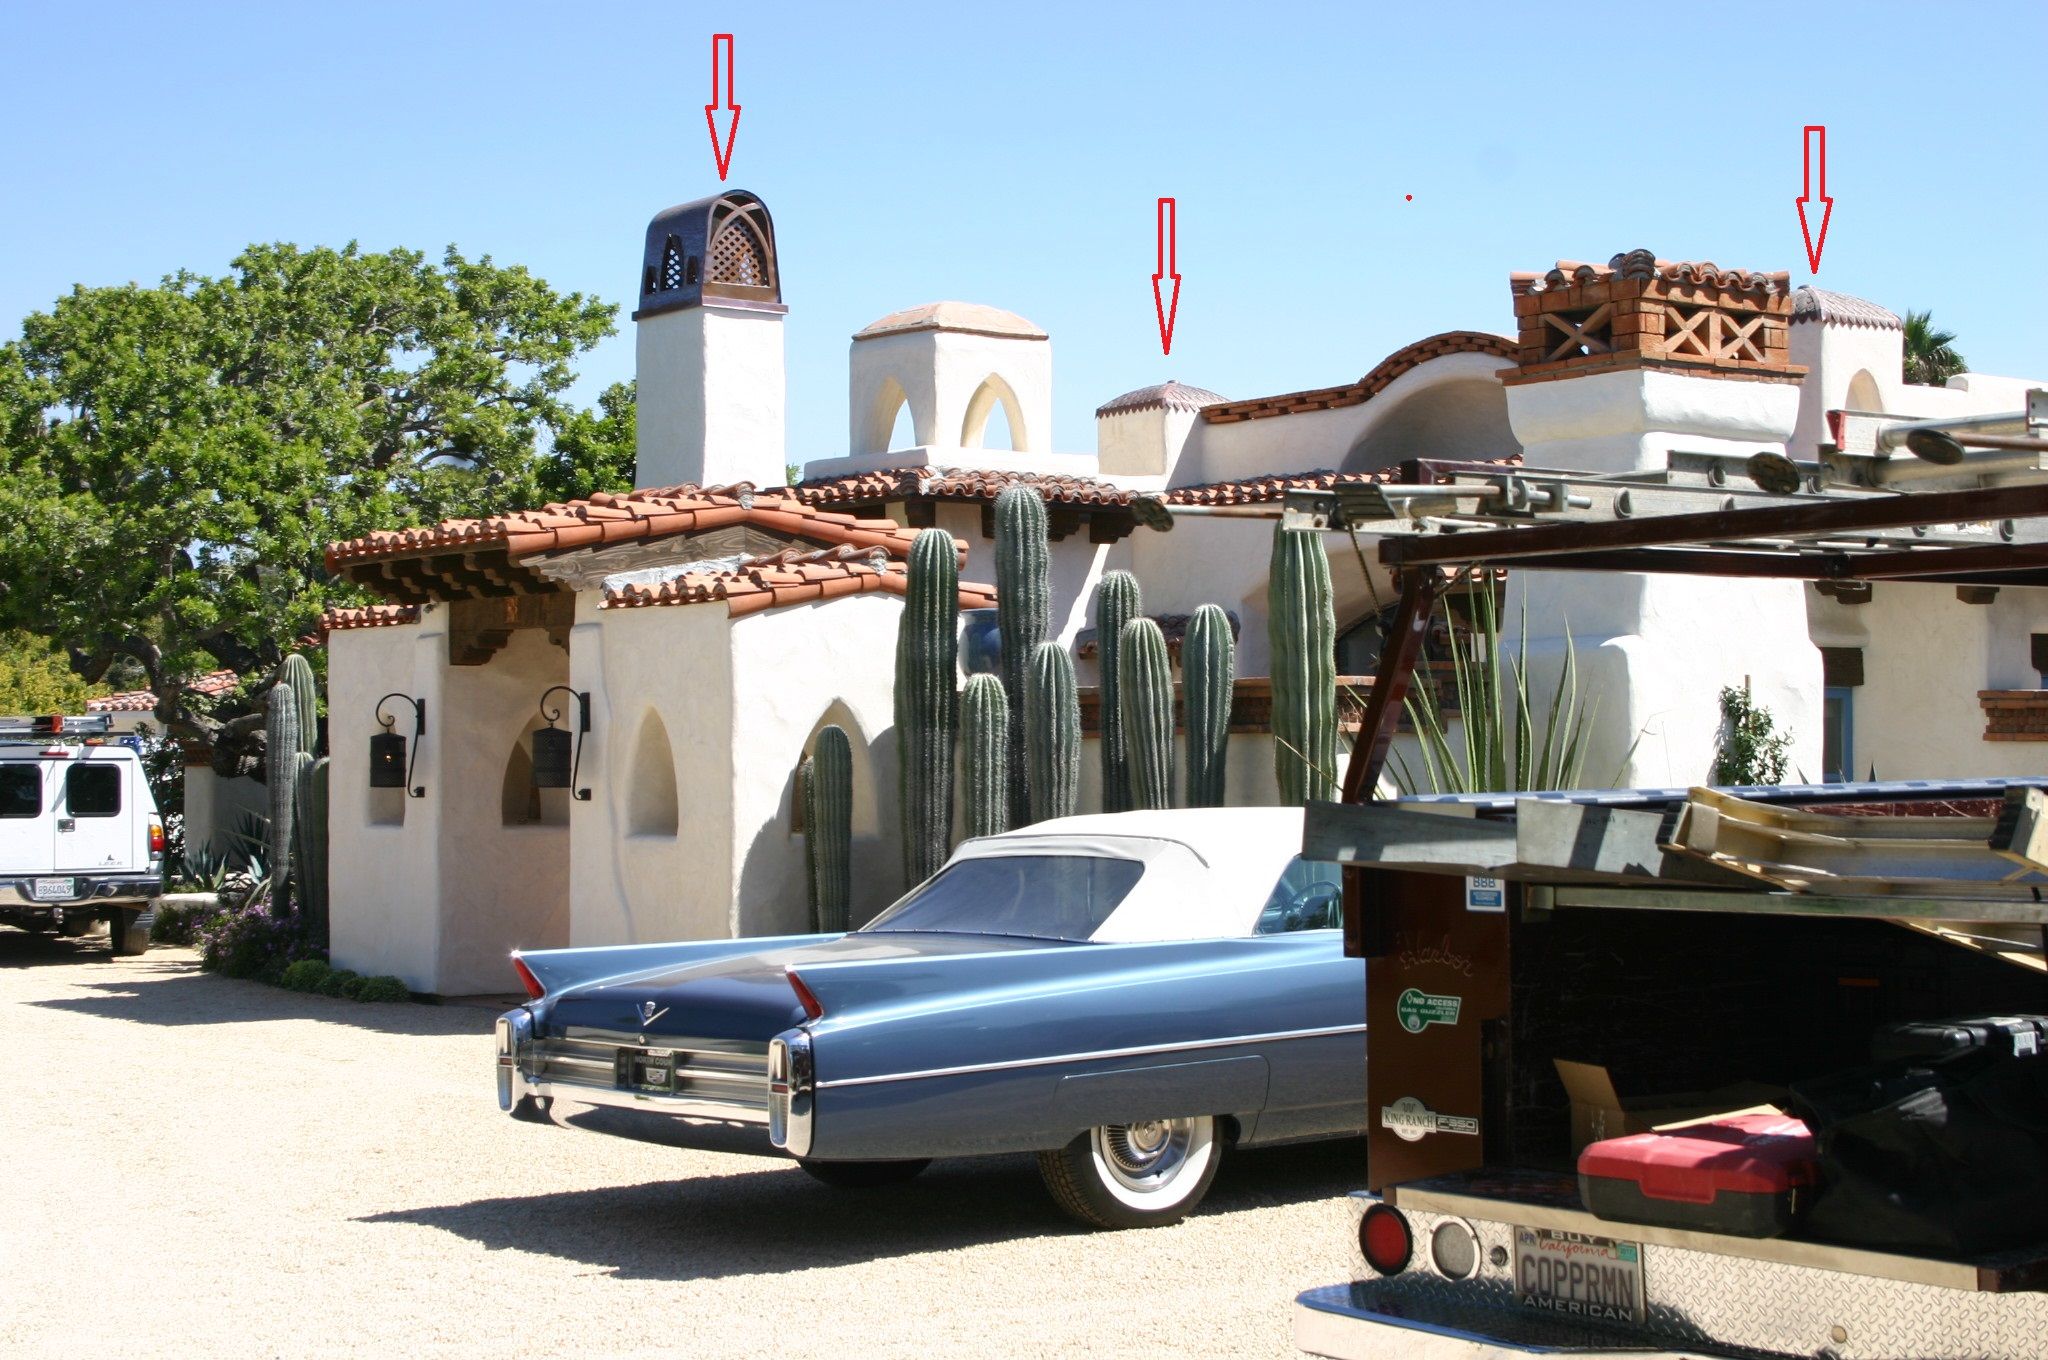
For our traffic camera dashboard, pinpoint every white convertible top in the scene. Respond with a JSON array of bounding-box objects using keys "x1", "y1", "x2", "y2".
[{"x1": 947, "y1": 807, "x2": 1309, "y2": 942}]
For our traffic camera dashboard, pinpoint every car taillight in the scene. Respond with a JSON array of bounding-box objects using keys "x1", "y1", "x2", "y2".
[
  {"x1": 786, "y1": 968, "x2": 824, "y2": 1020},
  {"x1": 511, "y1": 955, "x2": 545, "y2": 1001},
  {"x1": 149, "y1": 818, "x2": 165, "y2": 856},
  {"x1": 1360, "y1": 1204, "x2": 1414, "y2": 1275}
]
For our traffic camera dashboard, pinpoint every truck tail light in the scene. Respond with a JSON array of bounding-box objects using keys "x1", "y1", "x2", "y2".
[
  {"x1": 511, "y1": 955, "x2": 545, "y2": 1000},
  {"x1": 1360, "y1": 1204, "x2": 1414, "y2": 1275},
  {"x1": 149, "y1": 817, "x2": 165, "y2": 856},
  {"x1": 786, "y1": 968, "x2": 824, "y2": 1020}
]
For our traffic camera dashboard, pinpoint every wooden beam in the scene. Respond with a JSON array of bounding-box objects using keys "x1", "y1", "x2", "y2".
[
  {"x1": 1552, "y1": 884, "x2": 2048, "y2": 926},
  {"x1": 1341, "y1": 568, "x2": 1443, "y2": 802},
  {"x1": 1379, "y1": 481, "x2": 2048, "y2": 568},
  {"x1": 1304, "y1": 800, "x2": 1515, "y2": 875}
]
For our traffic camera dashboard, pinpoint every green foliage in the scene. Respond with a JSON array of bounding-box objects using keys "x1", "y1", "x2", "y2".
[
  {"x1": 318, "y1": 968, "x2": 360, "y2": 998},
  {"x1": 895, "y1": 528, "x2": 958, "y2": 884},
  {"x1": 798, "y1": 755, "x2": 819, "y2": 923},
  {"x1": 961, "y1": 673, "x2": 1010, "y2": 838},
  {"x1": 1119, "y1": 618, "x2": 1175, "y2": 812},
  {"x1": 1713, "y1": 685, "x2": 1791, "y2": 787},
  {"x1": 807, "y1": 726, "x2": 854, "y2": 929},
  {"x1": 150, "y1": 899, "x2": 213, "y2": 945},
  {"x1": 1183, "y1": 604, "x2": 1235, "y2": 808},
  {"x1": 1393, "y1": 582, "x2": 1622, "y2": 795},
  {"x1": 0, "y1": 630, "x2": 106, "y2": 712},
  {"x1": 196, "y1": 900, "x2": 320, "y2": 981},
  {"x1": 994, "y1": 486, "x2": 1049, "y2": 823},
  {"x1": 354, "y1": 975, "x2": 412, "y2": 1004},
  {"x1": 280, "y1": 959, "x2": 333, "y2": 993},
  {"x1": 537, "y1": 381, "x2": 638, "y2": 503},
  {"x1": 0, "y1": 241, "x2": 617, "y2": 744},
  {"x1": 1902, "y1": 309, "x2": 1967, "y2": 387},
  {"x1": 1268, "y1": 528, "x2": 1337, "y2": 804},
  {"x1": 1025, "y1": 642, "x2": 1080, "y2": 824},
  {"x1": 1092, "y1": 572, "x2": 1142, "y2": 814}
]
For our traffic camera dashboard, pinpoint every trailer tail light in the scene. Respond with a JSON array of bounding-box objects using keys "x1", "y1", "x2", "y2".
[
  {"x1": 1360, "y1": 1204, "x2": 1414, "y2": 1275},
  {"x1": 786, "y1": 967, "x2": 824, "y2": 1020},
  {"x1": 511, "y1": 955, "x2": 545, "y2": 1001},
  {"x1": 149, "y1": 817, "x2": 165, "y2": 857}
]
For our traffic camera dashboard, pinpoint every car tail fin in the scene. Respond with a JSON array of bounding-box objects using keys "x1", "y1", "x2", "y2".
[
  {"x1": 785, "y1": 967, "x2": 825, "y2": 1020},
  {"x1": 511, "y1": 954, "x2": 545, "y2": 1001}
]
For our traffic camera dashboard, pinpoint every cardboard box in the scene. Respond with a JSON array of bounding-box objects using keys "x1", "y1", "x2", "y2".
[{"x1": 1554, "y1": 1059, "x2": 1785, "y2": 1155}]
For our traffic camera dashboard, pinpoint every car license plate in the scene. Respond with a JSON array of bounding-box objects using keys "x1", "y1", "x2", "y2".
[
  {"x1": 623, "y1": 1051, "x2": 672, "y2": 1092},
  {"x1": 31, "y1": 878, "x2": 76, "y2": 902},
  {"x1": 1513, "y1": 1227, "x2": 1645, "y2": 1327}
]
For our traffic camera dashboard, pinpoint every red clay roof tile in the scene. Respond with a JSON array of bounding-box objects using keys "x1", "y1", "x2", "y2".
[{"x1": 1198, "y1": 331, "x2": 1517, "y2": 425}]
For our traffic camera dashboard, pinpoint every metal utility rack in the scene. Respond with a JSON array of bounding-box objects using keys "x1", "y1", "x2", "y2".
[{"x1": 1264, "y1": 398, "x2": 2048, "y2": 1359}]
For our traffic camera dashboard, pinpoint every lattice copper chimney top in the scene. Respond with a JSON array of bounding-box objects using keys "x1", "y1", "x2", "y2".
[{"x1": 1504, "y1": 249, "x2": 1805, "y2": 386}]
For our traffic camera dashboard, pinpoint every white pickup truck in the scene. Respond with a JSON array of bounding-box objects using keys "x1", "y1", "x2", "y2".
[{"x1": 0, "y1": 716, "x2": 162, "y2": 955}]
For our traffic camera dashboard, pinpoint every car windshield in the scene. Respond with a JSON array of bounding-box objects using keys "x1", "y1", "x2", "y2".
[{"x1": 861, "y1": 854, "x2": 1146, "y2": 941}]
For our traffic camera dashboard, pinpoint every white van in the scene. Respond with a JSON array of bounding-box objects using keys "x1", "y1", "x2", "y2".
[{"x1": 0, "y1": 716, "x2": 162, "y2": 955}]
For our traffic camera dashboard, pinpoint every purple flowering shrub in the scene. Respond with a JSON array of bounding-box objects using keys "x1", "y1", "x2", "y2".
[{"x1": 194, "y1": 900, "x2": 325, "y2": 981}]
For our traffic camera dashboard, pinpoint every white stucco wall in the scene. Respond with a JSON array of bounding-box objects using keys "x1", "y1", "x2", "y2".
[
  {"x1": 729, "y1": 594, "x2": 906, "y2": 931},
  {"x1": 328, "y1": 617, "x2": 445, "y2": 992},
  {"x1": 568, "y1": 599, "x2": 735, "y2": 946},
  {"x1": 1097, "y1": 405, "x2": 1203, "y2": 479},
  {"x1": 849, "y1": 327, "x2": 1052, "y2": 457},
  {"x1": 1505, "y1": 368, "x2": 1805, "y2": 474},
  {"x1": 181, "y1": 767, "x2": 265, "y2": 861},
  {"x1": 635, "y1": 302, "x2": 787, "y2": 490}
]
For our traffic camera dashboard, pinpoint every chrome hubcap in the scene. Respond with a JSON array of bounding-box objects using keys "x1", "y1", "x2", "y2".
[{"x1": 1097, "y1": 1118, "x2": 1195, "y2": 1192}]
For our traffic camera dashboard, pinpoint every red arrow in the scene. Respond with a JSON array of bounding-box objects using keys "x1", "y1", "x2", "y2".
[
  {"x1": 1152, "y1": 197, "x2": 1180, "y2": 356},
  {"x1": 704, "y1": 34, "x2": 741, "y2": 181},
  {"x1": 1796, "y1": 124, "x2": 1832, "y2": 273}
]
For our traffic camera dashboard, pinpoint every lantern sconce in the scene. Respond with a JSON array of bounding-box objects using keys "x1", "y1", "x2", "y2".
[
  {"x1": 371, "y1": 694, "x2": 427, "y2": 798},
  {"x1": 532, "y1": 686, "x2": 592, "y2": 801}
]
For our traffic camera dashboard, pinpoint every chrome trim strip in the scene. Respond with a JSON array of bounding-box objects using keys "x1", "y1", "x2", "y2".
[
  {"x1": 816, "y1": 1022, "x2": 1367, "y2": 1089},
  {"x1": 523, "y1": 1079, "x2": 771, "y2": 1124}
]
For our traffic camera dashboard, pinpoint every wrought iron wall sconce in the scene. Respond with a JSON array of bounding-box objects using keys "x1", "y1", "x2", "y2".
[
  {"x1": 532, "y1": 686, "x2": 592, "y2": 801},
  {"x1": 371, "y1": 694, "x2": 427, "y2": 798}
]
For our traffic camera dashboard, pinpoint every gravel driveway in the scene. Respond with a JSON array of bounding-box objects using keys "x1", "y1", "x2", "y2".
[{"x1": 3, "y1": 935, "x2": 1363, "y2": 1358}]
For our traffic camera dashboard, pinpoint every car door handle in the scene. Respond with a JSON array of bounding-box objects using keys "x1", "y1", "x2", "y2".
[{"x1": 57, "y1": 818, "x2": 75, "y2": 832}]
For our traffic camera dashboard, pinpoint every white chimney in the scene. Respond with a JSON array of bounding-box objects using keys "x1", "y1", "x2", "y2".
[{"x1": 632, "y1": 191, "x2": 786, "y2": 491}]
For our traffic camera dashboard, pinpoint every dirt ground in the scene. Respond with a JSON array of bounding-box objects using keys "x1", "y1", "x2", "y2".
[{"x1": 2, "y1": 933, "x2": 1364, "y2": 1358}]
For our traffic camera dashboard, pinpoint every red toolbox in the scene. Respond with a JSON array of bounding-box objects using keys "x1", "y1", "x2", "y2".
[{"x1": 1578, "y1": 1114, "x2": 1817, "y2": 1239}]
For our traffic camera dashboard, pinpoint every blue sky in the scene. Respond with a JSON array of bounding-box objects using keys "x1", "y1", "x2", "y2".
[{"x1": 3, "y1": 1, "x2": 2043, "y2": 460}]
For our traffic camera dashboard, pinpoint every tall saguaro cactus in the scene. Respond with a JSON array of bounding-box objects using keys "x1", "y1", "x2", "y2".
[
  {"x1": 279, "y1": 652, "x2": 319, "y2": 756},
  {"x1": 1184, "y1": 604, "x2": 1235, "y2": 808},
  {"x1": 1269, "y1": 527, "x2": 1338, "y2": 804},
  {"x1": 961, "y1": 674, "x2": 1010, "y2": 838},
  {"x1": 1092, "y1": 571, "x2": 1142, "y2": 813},
  {"x1": 994, "y1": 486, "x2": 1049, "y2": 824},
  {"x1": 806, "y1": 726, "x2": 854, "y2": 931},
  {"x1": 1119, "y1": 618, "x2": 1176, "y2": 812},
  {"x1": 293, "y1": 756, "x2": 331, "y2": 938},
  {"x1": 264, "y1": 683, "x2": 300, "y2": 915},
  {"x1": 895, "y1": 528, "x2": 959, "y2": 884},
  {"x1": 1025, "y1": 642, "x2": 1080, "y2": 823}
]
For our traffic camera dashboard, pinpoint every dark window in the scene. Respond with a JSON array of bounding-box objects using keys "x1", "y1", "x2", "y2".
[
  {"x1": 1255, "y1": 856, "x2": 1345, "y2": 935},
  {"x1": 1823, "y1": 686, "x2": 1856, "y2": 782},
  {"x1": 0, "y1": 765, "x2": 39, "y2": 819},
  {"x1": 862, "y1": 854, "x2": 1145, "y2": 942},
  {"x1": 1820, "y1": 646, "x2": 1865, "y2": 688},
  {"x1": 66, "y1": 764, "x2": 122, "y2": 817}
]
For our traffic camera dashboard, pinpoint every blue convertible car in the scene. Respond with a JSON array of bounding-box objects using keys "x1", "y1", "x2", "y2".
[{"x1": 495, "y1": 807, "x2": 1365, "y2": 1228}]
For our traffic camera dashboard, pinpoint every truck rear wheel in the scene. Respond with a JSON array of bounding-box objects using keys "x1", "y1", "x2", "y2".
[{"x1": 108, "y1": 907, "x2": 151, "y2": 957}]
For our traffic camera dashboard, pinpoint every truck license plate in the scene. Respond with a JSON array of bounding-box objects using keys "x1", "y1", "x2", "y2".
[
  {"x1": 1513, "y1": 1227, "x2": 1645, "y2": 1327},
  {"x1": 31, "y1": 878, "x2": 76, "y2": 902}
]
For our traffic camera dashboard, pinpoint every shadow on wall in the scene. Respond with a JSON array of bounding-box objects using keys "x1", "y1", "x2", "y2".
[
  {"x1": 735, "y1": 719, "x2": 897, "y2": 936},
  {"x1": 356, "y1": 1136, "x2": 1366, "y2": 1281}
]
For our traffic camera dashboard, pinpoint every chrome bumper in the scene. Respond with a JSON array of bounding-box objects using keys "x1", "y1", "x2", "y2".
[
  {"x1": 0, "y1": 874, "x2": 160, "y2": 908},
  {"x1": 496, "y1": 1010, "x2": 773, "y2": 1125}
]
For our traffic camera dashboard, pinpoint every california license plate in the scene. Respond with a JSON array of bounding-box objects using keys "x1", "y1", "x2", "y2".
[
  {"x1": 31, "y1": 878, "x2": 76, "y2": 902},
  {"x1": 1513, "y1": 1227, "x2": 1645, "y2": 1327}
]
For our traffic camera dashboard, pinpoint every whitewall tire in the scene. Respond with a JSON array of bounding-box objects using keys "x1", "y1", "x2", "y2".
[{"x1": 1037, "y1": 1115, "x2": 1223, "y2": 1229}]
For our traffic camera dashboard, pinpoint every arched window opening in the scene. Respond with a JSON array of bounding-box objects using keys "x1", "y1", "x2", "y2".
[
  {"x1": 659, "y1": 234, "x2": 687, "y2": 292},
  {"x1": 709, "y1": 219, "x2": 769, "y2": 288},
  {"x1": 960, "y1": 374, "x2": 1026, "y2": 451},
  {"x1": 628, "y1": 710, "x2": 680, "y2": 837},
  {"x1": 888, "y1": 398, "x2": 917, "y2": 451},
  {"x1": 1846, "y1": 369, "x2": 1883, "y2": 412}
]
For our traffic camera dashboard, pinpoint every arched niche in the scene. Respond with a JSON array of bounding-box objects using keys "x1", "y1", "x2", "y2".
[
  {"x1": 627, "y1": 709, "x2": 681, "y2": 837},
  {"x1": 793, "y1": 702, "x2": 878, "y2": 837},
  {"x1": 1846, "y1": 369, "x2": 1883, "y2": 412},
  {"x1": 1344, "y1": 378, "x2": 1518, "y2": 474},
  {"x1": 501, "y1": 716, "x2": 569, "y2": 828},
  {"x1": 961, "y1": 373, "x2": 1027, "y2": 451}
]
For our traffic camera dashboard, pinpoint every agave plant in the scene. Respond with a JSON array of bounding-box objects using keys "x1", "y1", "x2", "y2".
[{"x1": 1389, "y1": 576, "x2": 1631, "y2": 795}]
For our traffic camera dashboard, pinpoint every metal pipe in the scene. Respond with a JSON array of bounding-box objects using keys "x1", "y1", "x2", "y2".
[{"x1": 1878, "y1": 407, "x2": 2032, "y2": 456}]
